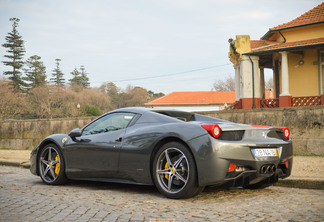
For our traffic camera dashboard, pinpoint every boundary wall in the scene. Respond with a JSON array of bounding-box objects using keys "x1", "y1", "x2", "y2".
[
  {"x1": 0, "y1": 106, "x2": 323, "y2": 155},
  {"x1": 200, "y1": 106, "x2": 324, "y2": 155}
]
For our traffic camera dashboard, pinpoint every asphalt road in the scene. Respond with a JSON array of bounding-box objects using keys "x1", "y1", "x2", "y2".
[{"x1": 0, "y1": 166, "x2": 323, "y2": 222}]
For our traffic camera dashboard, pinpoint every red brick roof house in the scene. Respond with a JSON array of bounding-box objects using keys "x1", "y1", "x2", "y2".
[
  {"x1": 228, "y1": 2, "x2": 324, "y2": 109},
  {"x1": 145, "y1": 91, "x2": 235, "y2": 112}
]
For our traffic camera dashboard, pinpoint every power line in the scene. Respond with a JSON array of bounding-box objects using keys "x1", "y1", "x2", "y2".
[{"x1": 91, "y1": 63, "x2": 232, "y2": 84}]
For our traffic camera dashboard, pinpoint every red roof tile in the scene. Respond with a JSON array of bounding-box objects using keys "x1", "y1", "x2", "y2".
[
  {"x1": 145, "y1": 91, "x2": 236, "y2": 105},
  {"x1": 146, "y1": 91, "x2": 274, "y2": 106},
  {"x1": 249, "y1": 38, "x2": 324, "y2": 54},
  {"x1": 271, "y1": 2, "x2": 324, "y2": 31},
  {"x1": 250, "y1": 40, "x2": 277, "y2": 50}
]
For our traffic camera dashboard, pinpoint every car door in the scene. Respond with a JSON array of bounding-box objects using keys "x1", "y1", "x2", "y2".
[{"x1": 64, "y1": 112, "x2": 136, "y2": 179}]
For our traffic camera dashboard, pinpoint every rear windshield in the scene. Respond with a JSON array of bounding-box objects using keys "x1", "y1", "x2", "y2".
[
  {"x1": 152, "y1": 110, "x2": 195, "y2": 122},
  {"x1": 153, "y1": 110, "x2": 228, "y2": 124},
  {"x1": 194, "y1": 114, "x2": 228, "y2": 123}
]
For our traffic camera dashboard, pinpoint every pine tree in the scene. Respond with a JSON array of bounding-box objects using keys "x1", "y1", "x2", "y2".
[
  {"x1": 80, "y1": 65, "x2": 90, "y2": 88},
  {"x1": 2, "y1": 18, "x2": 26, "y2": 91},
  {"x1": 69, "y1": 68, "x2": 82, "y2": 86},
  {"x1": 50, "y1": 59, "x2": 65, "y2": 86},
  {"x1": 23, "y1": 55, "x2": 47, "y2": 90},
  {"x1": 69, "y1": 66, "x2": 90, "y2": 88},
  {"x1": 106, "y1": 82, "x2": 120, "y2": 109}
]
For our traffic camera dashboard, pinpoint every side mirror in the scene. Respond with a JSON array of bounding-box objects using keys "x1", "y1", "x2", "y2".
[{"x1": 69, "y1": 128, "x2": 82, "y2": 141}]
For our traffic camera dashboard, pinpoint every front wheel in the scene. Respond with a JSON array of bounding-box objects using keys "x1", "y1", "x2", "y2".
[
  {"x1": 153, "y1": 142, "x2": 204, "y2": 199},
  {"x1": 38, "y1": 143, "x2": 67, "y2": 185}
]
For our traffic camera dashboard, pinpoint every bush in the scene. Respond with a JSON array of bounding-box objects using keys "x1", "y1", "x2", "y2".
[{"x1": 83, "y1": 106, "x2": 102, "y2": 116}]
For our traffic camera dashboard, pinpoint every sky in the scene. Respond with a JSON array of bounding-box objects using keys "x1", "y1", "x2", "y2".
[{"x1": 0, "y1": 0, "x2": 322, "y2": 94}]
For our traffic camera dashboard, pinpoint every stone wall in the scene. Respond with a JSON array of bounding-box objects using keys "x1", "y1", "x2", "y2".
[
  {"x1": 0, "y1": 106, "x2": 323, "y2": 155},
  {"x1": 0, "y1": 117, "x2": 95, "y2": 150},
  {"x1": 200, "y1": 106, "x2": 324, "y2": 156}
]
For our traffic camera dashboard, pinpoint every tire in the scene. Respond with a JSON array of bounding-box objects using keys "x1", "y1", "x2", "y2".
[
  {"x1": 152, "y1": 142, "x2": 204, "y2": 199},
  {"x1": 38, "y1": 143, "x2": 67, "y2": 185}
]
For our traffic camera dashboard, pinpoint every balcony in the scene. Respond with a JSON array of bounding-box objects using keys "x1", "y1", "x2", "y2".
[{"x1": 226, "y1": 95, "x2": 323, "y2": 110}]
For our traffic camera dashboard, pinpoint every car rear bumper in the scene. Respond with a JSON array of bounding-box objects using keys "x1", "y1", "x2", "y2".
[{"x1": 188, "y1": 134, "x2": 293, "y2": 187}]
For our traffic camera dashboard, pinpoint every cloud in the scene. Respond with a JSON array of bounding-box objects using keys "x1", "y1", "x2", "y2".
[{"x1": 0, "y1": 0, "x2": 323, "y2": 93}]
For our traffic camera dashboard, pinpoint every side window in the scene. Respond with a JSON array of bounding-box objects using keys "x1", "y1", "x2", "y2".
[{"x1": 82, "y1": 112, "x2": 135, "y2": 135}]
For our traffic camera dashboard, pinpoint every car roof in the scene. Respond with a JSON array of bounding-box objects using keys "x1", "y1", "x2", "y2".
[
  {"x1": 113, "y1": 107, "x2": 193, "y2": 115},
  {"x1": 112, "y1": 107, "x2": 152, "y2": 115}
]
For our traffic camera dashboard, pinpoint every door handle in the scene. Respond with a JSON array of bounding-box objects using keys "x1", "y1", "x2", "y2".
[{"x1": 115, "y1": 137, "x2": 122, "y2": 142}]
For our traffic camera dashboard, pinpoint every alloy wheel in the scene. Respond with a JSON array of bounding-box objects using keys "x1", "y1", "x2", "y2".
[
  {"x1": 39, "y1": 146, "x2": 61, "y2": 183},
  {"x1": 155, "y1": 147, "x2": 189, "y2": 194}
]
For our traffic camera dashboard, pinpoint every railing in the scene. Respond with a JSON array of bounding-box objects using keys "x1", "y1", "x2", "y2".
[
  {"x1": 226, "y1": 96, "x2": 321, "y2": 110},
  {"x1": 260, "y1": 98, "x2": 279, "y2": 108},
  {"x1": 225, "y1": 101, "x2": 240, "y2": 110},
  {"x1": 292, "y1": 96, "x2": 321, "y2": 107}
]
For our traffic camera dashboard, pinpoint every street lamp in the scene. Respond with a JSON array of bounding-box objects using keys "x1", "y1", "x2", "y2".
[{"x1": 77, "y1": 103, "x2": 80, "y2": 116}]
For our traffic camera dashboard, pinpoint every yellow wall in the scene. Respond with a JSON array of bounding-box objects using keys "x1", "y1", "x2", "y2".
[
  {"x1": 229, "y1": 35, "x2": 251, "y2": 65},
  {"x1": 272, "y1": 49, "x2": 319, "y2": 97},
  {"x1": 288, "y1": 49, "x2": 319, "y2": 96},
  {"x1": 268, "y1": 24, "x2": 323, "y2": 97},
  {"x1": 231, "y1": 24, "x2": 324, "y2": 98},
  {"x1": 281, "y1": 24, "x2": 324, "y2": 42}
]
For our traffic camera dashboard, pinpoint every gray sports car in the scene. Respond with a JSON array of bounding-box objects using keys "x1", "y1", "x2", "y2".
[{"x1": 30, "y1": 107, "x2": 293, "y2": 199}]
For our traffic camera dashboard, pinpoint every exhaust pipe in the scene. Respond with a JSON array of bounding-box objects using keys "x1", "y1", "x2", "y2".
[
  {"x1": 270, "y1": 165, "x2": 276, "y2": 173},
  {"x1": 260, "y1": 166, "x2": 267, "y2": 174},
  {"x1": 260, "y1": 164, "x2": 276, "y2": 174}
]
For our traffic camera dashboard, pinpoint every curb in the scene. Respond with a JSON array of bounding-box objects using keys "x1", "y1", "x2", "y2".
[
  {"x1": 0, "y1": 160, "x2": 31, "y2": 169},
  {"x1": 276, "y1": 178, "x2": 324, "y2": 190}
]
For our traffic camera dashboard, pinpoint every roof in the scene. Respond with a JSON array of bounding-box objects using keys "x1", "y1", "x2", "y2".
[
  {"x1": 271, "y1": 2, "x2": 324, "y2": 31},
  {"x1": 247, "y1": 37, "x2": 324, "y2": 55},
  {"x1": 145, "y1": 91, "x2": 236, "y2": 106},
  {"x1": 261, "y1": 3, "x2": 324, "y2": 40},
  {"x1": 250, "y1": 40, "x2": 277, "y2": 49}
]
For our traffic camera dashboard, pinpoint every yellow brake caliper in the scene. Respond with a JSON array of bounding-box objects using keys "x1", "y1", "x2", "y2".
[
  {"x1": 165, "y1": 162, "x2": 169, "y2": 180},
  {"x1": 54, "y1": 155, "x2": 60, "y2": 175}
]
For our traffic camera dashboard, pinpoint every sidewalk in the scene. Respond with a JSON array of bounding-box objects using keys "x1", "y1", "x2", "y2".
[
  {"x1": 275, "y1": 155, "x2": 324, "y2": 189},
  {"x1": 0, "y1": 149, "x2": 31, "y2": 168},
  {"x1": 0, "y1": 149, "x2": 323, "y2": 189}
]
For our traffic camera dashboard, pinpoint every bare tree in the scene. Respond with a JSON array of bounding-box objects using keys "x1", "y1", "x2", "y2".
[
  {"x1": 119, "y1": 85, "x2": 148, "y2": 108},
  {"x1": 213, "y1": 75, "x2": 235, "y2": 91},
  {"x1": 0, "y1": 78, "x2": 27, "y2": 118},
  {"x1": 25, "y1": 85, "x2": 111, "y2": 118},
  {"x1": 265, "y1": 77, "x2": 273, "y2": 90}
]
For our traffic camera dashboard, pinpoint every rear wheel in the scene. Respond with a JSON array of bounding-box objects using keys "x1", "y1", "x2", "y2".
[
  {"x1": 38, "y1": 143, "x2": 67, "y2": 185},
  {"x1": 153, "y1": 142, "x2": 204, "y2": 199}
]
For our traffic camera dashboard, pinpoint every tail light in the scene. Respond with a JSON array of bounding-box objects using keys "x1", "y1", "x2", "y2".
[
  {"x1": 228, "y1": 164, "x2": 236, "y2": 172},
  {"x1": 201, "y1": 124, "x2": 221, "y2": 138},
  {"x1": 278, "y1": 127, "x2": 290, "y2": 139}
]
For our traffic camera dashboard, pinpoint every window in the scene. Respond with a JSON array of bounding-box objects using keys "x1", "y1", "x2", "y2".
[{"x1": 82, "y1": 112, "x2": 135, "y2": 135}]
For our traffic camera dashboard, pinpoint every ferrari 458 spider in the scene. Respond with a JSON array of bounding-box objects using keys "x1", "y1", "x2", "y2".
[{"x1": 30, "y1": 107, "x2": 293, "y2": 199}]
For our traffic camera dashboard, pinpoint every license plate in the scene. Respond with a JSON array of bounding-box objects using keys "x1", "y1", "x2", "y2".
[{"x1": 253, "y1": 148, "x2": 278, "y2": 157}]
